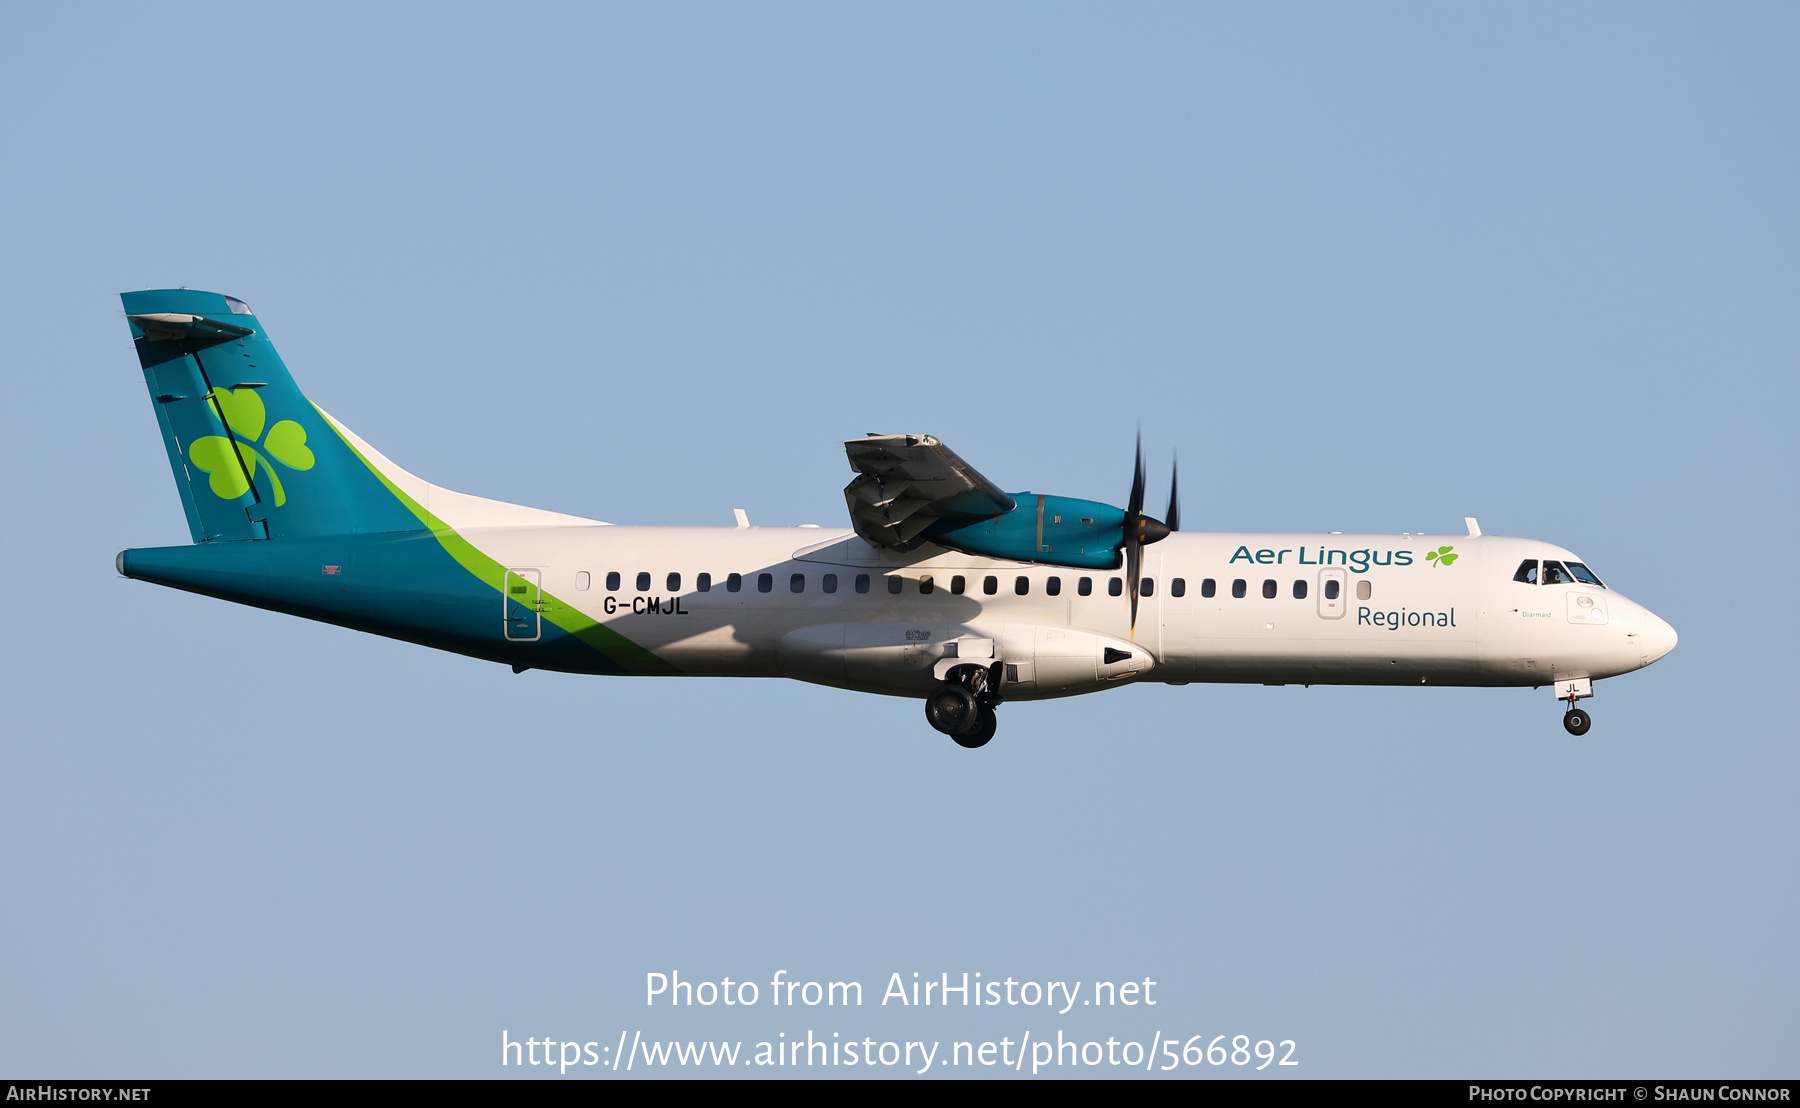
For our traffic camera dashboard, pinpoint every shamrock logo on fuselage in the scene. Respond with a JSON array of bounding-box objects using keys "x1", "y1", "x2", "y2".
[
  {"x1": 1425, "y1": 545, "x2": 1458, "y2": 567},
  {"x1": 188, "y1": 387, "x2": 315, "y2": 506}
]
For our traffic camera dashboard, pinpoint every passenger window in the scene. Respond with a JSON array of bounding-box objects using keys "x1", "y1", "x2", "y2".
[
  {"x1": 888, "y1": 576, "x2": 903, "y2": 595},
  {"x1": 1356, "y1": 580, "x2": 1371, "y2": 600},
  {"x1": 1542, "y1": 561, "x2": 1571, "y2": 585},
  {"x1": 1513, "y1": 559, "x2": 1539, "y2": 584},
  {"x1": 1231, "y1": 579, "x2": 1246, "y2": 599},
  {"x1": 1293, "y1": 579, "x2": 1307, "y2": 599},
  {"x1": 606, "y1": 571, "x2": 621, "y2": 591},
  {"x1": 1078, "y1": 577, "x2": 1093, "y2": 596},
  {"x1": 667, "y1": 572, "x2": 681, "y2": 592},
  {"x1": 575, "y1": 571, "x2": 591, "y2": 591},
  {"x1": 697, "y1": 573, "x2": 712, "y2": 593},
  {"x1": 951, "y1": 575, "x2": 966, "y2": 595},
  {"x1": 983, "y1": 576, "x2": 998, "y2": 595},
  {"x1": 1046, "y1": 576, "x2": 1062, "y2": 596},
  {"x1": 1262, "y1": 579, "x2": 1277, "y2": 599},
  {"x1": 855, "y1": 574, "x2": 870, "y2": 594},
  {"x1": 1015, "y1": 576, "x2": 1029, "y2": 595},
  {"x1": 1170, "y1": 578, "x2": 1186, "y2": 598},
  {"x1": 1108, "y1": 577, "x2": 1123, "y2": 597},
  {"x1": 1140, "y1": 578, "x2": 1154, "y2": 597},
  {"x1": 1325, "y1": 579, "x2": 1340, "y2": 600},
  {"x1": 757, "y1": 573, "x2": 773, "y2": 593},
  {"x1": 790, "y1": 573, "x2": 805, "y2": 593},
  {"x1": 636, "y1": 572, "x2": 651, "y2": 592},
  {"x1": 1201, "y1": 578, "x2": 1216, "y2": 598},
  {"x1": 1565, "y1": 562, "x2": 1606, "y2": 587},
  {"x1": 726, "y1": 573, "x2": 742, "y2": 593},
  {"x1": 822, "y1": 573, "x2": 837, "y2": 594},
  {"x1": 919, "y1": 576, "x2": 934, "y2": 595}
]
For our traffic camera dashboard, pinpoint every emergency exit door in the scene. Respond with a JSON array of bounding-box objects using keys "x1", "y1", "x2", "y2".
[{"x1": 1317, "y1": 568, "x2": 1347, "y2": 619}]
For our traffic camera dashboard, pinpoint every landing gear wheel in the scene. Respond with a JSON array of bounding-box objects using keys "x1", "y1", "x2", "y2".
[
  {"x1": 1563, "y1": 708, "x2": 1591, "y2": 736},
  {"x1": 925, "y1": 684, "x2": 981, "y2": 737},
  {"x1": 953, "y1": 708, "x2": 997, "y2": 749}
]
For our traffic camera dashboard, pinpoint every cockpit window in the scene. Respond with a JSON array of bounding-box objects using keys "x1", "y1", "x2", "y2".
[
  {"x1": 1565, "y1": 561, "x2": 1605, "y2": 587},
  {"x1": 223, "y1": 295, "x2": 253, "y2": 315},
  {"x1": 1512, "y1": 559, "x2": 1538, "y2": 584},
  {"x1": 1541, "y1": 560, "x2": 1572, "y2": 585}
]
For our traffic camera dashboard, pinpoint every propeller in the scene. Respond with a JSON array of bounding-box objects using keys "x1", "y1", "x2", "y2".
[
  {"x1": 1122, "y1": 433, "x2": 1172, "y2": 641},
  {"x1": 1166, "y1": 454, "x2": 1180, "y2": 534}
]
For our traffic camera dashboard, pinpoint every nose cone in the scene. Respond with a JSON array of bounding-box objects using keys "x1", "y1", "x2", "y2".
[{"x1": 1642, "y1": 612, "x2": 1679, "y2": 665}]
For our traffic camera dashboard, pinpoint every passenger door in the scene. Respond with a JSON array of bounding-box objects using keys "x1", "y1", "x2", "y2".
[{"x1": 503, "y1": 568, "x2": 541, "y2": 641}]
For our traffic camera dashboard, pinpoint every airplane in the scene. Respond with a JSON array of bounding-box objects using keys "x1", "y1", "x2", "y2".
[{"x1": 115, "y1": 289, "x2": 1678, "y2": 748}]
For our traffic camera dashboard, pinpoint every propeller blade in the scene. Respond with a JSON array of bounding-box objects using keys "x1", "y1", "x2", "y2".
[
  {"x1": 1128, "y1": 432, "x2": 1146, "y2": 517},
  {"x1": 1125, "y1": 432, "x2": 1146, "y2": 639},
  {"x1": 1166, "y1": 456, "x2": 1179, "y2": 533},
  {"x1": 1127, "y1": 533, "x2": 1141, "y2": 641}
]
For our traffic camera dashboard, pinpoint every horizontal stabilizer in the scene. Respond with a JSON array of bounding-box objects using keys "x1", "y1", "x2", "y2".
[{"x1": 128, "y1": 313, "x2": 255, "y2": 343}]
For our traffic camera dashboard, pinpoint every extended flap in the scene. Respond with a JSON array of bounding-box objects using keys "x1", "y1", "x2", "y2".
[{"x1": 843, "y1": 434, "x2": 1015, "y2": 550}]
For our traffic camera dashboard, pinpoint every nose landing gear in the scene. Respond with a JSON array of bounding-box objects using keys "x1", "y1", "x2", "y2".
[
  {"x1": 926, "y1": 663, "x2": 1002, "y2": 748},
  {"x1": 1555, "y1": 677, "x2": 1595, "y2": 736}
]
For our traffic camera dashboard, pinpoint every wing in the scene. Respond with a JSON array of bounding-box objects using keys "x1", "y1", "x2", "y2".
[{"x1": 843, "y1": 434, "x2": 1017, "y2": 550}]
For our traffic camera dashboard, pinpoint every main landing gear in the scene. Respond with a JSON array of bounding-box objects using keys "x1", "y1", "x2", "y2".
[
  {"x1": 926, "y1": 664, "x2": 1002, "y2": 748},
  {"x1": 1556, "y1": 677, "x2": 1595, "y2": 736}
]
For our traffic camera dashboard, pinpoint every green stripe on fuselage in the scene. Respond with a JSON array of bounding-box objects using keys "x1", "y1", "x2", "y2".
[{"x1": 319, "y1": 405, "x2": 679, "y2": 677}]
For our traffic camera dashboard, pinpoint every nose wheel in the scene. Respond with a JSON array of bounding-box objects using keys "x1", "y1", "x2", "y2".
[{"x1": 1554, "y1": 677, "x2": 1595, "y2": 736}]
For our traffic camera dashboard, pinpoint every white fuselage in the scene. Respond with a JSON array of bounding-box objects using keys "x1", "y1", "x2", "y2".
[{"x1": 460, "y1": 523, "x2": 1678, "y2": 700}]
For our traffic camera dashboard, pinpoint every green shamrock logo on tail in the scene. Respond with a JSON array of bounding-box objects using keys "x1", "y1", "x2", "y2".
[
  {"x1": 189, "y1": 387, "x2": 314, "y2": 506},
  {"x1": 1425, "y1": 545, "x2": 1458, "y2": 567}
]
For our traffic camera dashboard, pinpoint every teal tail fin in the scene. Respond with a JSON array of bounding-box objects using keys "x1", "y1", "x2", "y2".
[{"x1": 124, "y1": 289, "x2": 420, "y2": 541}]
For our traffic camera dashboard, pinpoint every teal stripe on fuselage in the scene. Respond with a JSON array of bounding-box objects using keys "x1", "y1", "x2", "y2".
[{"x1": 119, "y1": 532, "x2": 634, "y2": 676}]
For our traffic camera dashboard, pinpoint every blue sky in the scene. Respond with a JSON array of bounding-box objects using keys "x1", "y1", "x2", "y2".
[{"x1": 0, "y1": 2, "x2": 1794, "y2": 1077}]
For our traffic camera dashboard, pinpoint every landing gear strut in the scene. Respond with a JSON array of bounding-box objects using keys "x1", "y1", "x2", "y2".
[{"x1": 926, "y1": 663, "x2": 1002, "y2": 748}]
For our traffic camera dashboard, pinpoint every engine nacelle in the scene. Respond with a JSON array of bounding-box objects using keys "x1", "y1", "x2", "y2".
[
  {"x1": 922, "y1": 494, "x2": 1125, "y2": 570},
  {"x1": 778, "y1": 621, "x2": 1153, "y2": 701}
]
